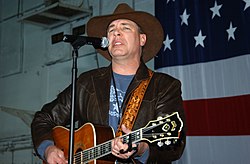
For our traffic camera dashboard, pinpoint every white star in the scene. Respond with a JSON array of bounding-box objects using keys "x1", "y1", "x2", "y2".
[
  {"x1": 163, "y1": 35, "x2": 174, "y2": 51},
  {"x1": 194, "y1": 30, "x2": 206, "y2": 47},
  {"x1": 226, "y1": 22, "x2": 237, "y2": 41},
  {"x1": 166, "y1": 0, "x2": 175, "y2": 4},
  {"x1": 243, "y1": 0, "x2": 250, "y2": 10},
  {"x1": 210, "y1": 1, "x2": 223, "y2": 19},
  {"x1": 180, "y1": 9, "x2": 190, "y2": 26}
]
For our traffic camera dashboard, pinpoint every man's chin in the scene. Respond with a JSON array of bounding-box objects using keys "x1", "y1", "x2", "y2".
[{"x1": 110, "y1": 52, "x2": 127, "y2": 59}]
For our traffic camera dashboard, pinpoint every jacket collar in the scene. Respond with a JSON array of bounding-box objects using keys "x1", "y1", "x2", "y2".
[{"x1": 125, "y1": 62, "x2": 151, "y2": 95}]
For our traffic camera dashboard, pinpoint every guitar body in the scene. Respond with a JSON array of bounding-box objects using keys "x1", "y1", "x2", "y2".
[{"x1": 52, "y1": 123, "x2": 115, "y2": 164}]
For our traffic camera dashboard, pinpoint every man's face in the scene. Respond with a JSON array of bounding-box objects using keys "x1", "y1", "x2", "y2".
[{"x1": 107, "y1": 19, "x2": 146, "y2": 61}]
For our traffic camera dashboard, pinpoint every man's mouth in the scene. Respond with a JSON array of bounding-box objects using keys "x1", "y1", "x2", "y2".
[{"x1": 114, "y1": 42, "x2": 122, "y2": 45}]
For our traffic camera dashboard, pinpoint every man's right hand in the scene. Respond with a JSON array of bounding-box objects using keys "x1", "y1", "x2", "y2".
[{"x1": 44, "y1": 145, "x2": 68, "y2": 164}]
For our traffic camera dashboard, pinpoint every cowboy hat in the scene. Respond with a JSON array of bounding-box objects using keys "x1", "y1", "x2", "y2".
[{"x1": 87, "y1": 3, "x2": 164, "y2": 62}]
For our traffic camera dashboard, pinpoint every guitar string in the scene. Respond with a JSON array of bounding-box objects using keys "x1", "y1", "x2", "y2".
[
  {"x1": 73, "y1": 140, "x2": 113, "y2": 163},
  {"x1": 73, "y1": 137, "x2": 130, "y2": 163},
  {"x1": 73, "y1": 131, "x2": 140, "y2": 163},
  {"x1": 73, "y1": 141, "x2": 112, "y2": 163}
]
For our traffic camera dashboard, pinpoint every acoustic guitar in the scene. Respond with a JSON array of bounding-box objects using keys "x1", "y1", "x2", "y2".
[{"x1": 50, "y1": 112, "x2": 183, "y2": 164}]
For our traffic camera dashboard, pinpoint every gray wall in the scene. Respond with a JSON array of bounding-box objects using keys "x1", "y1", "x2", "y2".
[{"x1": 0, "y1": 0, "x2": 154, "y2": 163}]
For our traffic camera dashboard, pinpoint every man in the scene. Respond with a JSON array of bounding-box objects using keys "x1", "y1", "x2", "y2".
[{"x1": 31, "y1": 3, "x2": 186, "y2": 164}]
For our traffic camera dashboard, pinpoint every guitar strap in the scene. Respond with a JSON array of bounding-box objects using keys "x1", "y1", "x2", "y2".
[{"x1": 115, "y1": 69, "x2": 154, "y2": 137}]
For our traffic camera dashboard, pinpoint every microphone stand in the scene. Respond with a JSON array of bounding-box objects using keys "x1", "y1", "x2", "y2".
[
  {"x1": 67, "y1": 39, "x2": 88, "y2": 164},
  {"x1": 63, "y1": 35, "x2": 108, "y2": 164}
]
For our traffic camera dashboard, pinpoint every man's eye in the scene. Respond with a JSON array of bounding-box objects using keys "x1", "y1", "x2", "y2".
[
  {"x1": 123, "y1": 27, "x2": 130, "y2": 30},
  {"x1": 108, "y1": 29, "x2": 114, "y2": 33}
]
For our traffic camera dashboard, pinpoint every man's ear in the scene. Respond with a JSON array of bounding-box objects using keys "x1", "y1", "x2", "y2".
[{"x1": 140, "y1": 34, "x2": 146, "y2": 46}]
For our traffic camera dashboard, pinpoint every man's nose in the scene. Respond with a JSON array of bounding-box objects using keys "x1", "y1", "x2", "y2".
[{"x1": 114, "y1": 29, "x2": 121, "y2": 36}]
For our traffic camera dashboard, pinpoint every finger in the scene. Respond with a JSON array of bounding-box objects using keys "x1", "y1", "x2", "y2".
[
  {"x1": 111, "y1": 138, "x2": 122, "y2": 156},
  {"x1": 119, "y1": 144, "x2": 129, "y2": 154},
  {"x1": 117, "y1": 138, "x2": 129, "y2": 154},
  {"x1": 111, "y1": 146, "x2": 120, "y2": 156},
  {"x1": 121, "y1": 124, "x2": 131, "y2": 134},
  {"x1": 119, "y1": 153, "x2": 129, "y2": 159},
  {"x1": 112, "y1": 151, "x2": 120, "y2": 156},
  {"x1": 120, "y1": 144, "x2": 137, "y2": 154},
  {"x1": 118, "y1": 151, "x2": 134, "y2": 159},
  {"x1": 112, "y1": 137, "x2": 121, "y2": 149},
  {"x1": 58, "y1": 152, "x2": 65, "y2": 159},
  {"x1": 57, "y1": 156, "x2": 68, "y2": 164}
]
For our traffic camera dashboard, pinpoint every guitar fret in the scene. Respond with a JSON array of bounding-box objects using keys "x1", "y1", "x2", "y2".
[
  {"x1": 76, "y1": 141, "x2": 112, "y2": 163},
  {"x1": 81, "y1": 151, "x2": 83, "y2": 163},
  {"x1": 121, "y1": 129, "x2": 141, "y2": 144},
  {"x1": 97, "y1": 146, "x2": 101, "y2": 156}
]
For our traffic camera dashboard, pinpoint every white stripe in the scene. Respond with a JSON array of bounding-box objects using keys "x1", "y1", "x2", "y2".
[
  {"x1": 173, "y1": 136, "x2": 250, "y2": 164},
  {"x1": 156, "y1": 54, "x2": 250, "y2": 100}
]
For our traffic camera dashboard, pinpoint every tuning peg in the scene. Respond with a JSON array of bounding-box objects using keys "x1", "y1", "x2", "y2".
[
  {"x1": 165, "y1": 140, "x2": 171, "y2": 145},
  {"x1": 157, "y1": 116, "x2": 163, "y2": 120},
  {"x1": 157, "y1": 141, "x2": 164, "y2": 147},
  {"x1": 151, "y1": 129, "x2": 157, "y2": 139}
]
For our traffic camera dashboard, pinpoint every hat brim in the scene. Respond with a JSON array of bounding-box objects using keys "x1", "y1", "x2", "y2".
[{"x1": 87, "y1": 5, "x2": 164, "y2": 62}]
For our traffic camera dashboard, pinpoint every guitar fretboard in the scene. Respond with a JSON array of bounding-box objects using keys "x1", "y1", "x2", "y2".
[{"x1": 73, "y1": 129, "x2": 142, "y2": 163}]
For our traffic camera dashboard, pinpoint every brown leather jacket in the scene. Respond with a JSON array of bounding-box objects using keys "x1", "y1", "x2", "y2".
[{"x1": 31, "y1": 62, "x2": 186, "y2": 163}]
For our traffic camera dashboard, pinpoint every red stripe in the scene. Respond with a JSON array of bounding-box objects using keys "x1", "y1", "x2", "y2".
[{"x1": 183, "y1": 94, "x2": 250, "y2": 136}]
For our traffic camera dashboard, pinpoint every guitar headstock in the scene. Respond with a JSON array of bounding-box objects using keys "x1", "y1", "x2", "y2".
[{"x1": 142, "y1": 112, "x2": 183, "y2": 147}]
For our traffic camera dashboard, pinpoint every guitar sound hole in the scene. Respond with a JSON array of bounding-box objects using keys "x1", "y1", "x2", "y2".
[{"x1": 76, "y1": 148, "x2": 83, "y2": 153}]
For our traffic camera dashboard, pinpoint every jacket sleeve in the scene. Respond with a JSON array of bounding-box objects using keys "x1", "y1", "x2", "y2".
[
  {"x1": 147, "y1": 79, "x2": 187, "y2": 163},
  {"x1": 31, "y1": 86, "x2": 72, "y2": 156}
]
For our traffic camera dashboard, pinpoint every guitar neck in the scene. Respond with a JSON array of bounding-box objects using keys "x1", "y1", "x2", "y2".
[{"x1": 74, "y1": 129, "x2": 142, "y2": 163}]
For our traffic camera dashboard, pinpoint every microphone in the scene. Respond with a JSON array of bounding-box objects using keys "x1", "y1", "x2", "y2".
[{"x1": 63, "y1": 35, "x2": 109, "y2": 48}]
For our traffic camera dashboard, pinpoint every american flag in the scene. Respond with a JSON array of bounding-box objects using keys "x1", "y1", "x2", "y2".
[
  {"x1": 154, "y1": 0, "x2": 250, "y2": 163},
  {"x1": 155, "y1": 0, "x2": 250, "y2": 67}
]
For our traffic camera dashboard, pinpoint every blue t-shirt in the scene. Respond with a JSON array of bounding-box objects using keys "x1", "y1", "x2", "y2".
[{"x1": 109, "y1": 72, "x2": 134, "y2": 132}]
